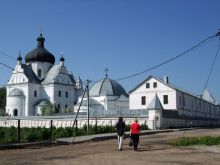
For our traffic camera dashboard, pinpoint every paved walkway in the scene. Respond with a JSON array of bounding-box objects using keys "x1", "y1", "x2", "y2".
[
  {"x1": 56, "y1": 129, "x2": 175, "y2": 144},
  {"x1": 1, "y1": 128, "x2": 220, "y2": 165},
  {"x1": 0, "y1": 129, "x2": 175, "y2": 149}
]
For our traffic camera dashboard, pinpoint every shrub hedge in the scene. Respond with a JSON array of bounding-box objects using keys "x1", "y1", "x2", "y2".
[{"x1": 0, "y1": 124, "x2": 148, "y2": 144}]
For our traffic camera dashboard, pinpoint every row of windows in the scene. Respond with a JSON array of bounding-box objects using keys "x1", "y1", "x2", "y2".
[
  {"x1": 146, "y1": 82, "x2": 157, "y2": 88},
  {"x1": 55, "y1": 104, "x2": 69, "y2": 113},
  {"x1": 34, "y1": 90, "x2": 69, "y2": 98},
  {"x1": 58, "y1": 90, "x2": 68, "y2": 98},
  {"x1": 178, "y1": 96, "x2": 216, "y2": 111},
  {"x1": 141, "y1": 95, "x2": 168, "y2": 105}
]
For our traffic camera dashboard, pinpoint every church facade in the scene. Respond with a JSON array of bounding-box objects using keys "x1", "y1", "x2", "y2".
[{"x1": 6, "y1": 34, "x2": 82, "y2": 116}]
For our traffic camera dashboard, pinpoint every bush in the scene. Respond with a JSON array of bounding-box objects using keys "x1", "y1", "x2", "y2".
[{"x1": 0, "y1": 127, "x2": 17, "y2": 144}]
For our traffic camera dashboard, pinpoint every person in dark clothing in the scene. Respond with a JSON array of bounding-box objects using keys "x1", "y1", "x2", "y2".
[
  {"x1": 130, "y1": 118, "x2": 141, "y2": 151},
  {"x1": 115, "y1": 117, "x2": 125, "y2": 151}
]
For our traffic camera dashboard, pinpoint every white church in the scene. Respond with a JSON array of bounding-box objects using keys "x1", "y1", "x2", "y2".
[{"x1": 6, "y1": 34, "x2": 83, "y2": 116}]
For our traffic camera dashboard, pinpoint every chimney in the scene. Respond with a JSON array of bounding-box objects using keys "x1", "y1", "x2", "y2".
[{"x1": 164, "y1": 76, "x2": 169, "y2": 84}]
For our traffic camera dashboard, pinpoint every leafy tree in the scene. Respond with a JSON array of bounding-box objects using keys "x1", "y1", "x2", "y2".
[
  {"x1": 41, "y1": 103, "x2": 55, "y2": 116},
  {"x1": 0, "y1": 87, "x2": 6, "y2": 116}
]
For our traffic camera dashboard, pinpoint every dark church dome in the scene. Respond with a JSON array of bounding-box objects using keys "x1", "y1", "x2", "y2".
[
  {"x1": 25, "y1": 33, "x2": 55, "y2": 64},
  {"x1": 89, "y1": 78, "x2": 128, "y2": 97}
]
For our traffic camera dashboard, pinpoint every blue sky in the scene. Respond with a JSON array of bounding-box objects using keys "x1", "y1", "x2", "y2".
[{"x1": 0, "y1": 0, "x2": 220, "y2": 102}]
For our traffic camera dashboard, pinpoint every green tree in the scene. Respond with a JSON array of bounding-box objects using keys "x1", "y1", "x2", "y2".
[
  {"x1": 0, "y1": 86, "x2": 6, "y2": 116},
  {"x1": 41, "y1": 103, "x2": 55, "y2": 116}
]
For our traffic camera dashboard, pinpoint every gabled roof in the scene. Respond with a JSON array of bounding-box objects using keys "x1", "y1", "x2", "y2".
[
  {"x1": 148, "y1": 94, "x2": 163, "y2": 110},
  {"x1": 129, "y1": 75, "x2": 197, "y2": 98},
  {"x1": 42, "y1": 64, "x2": 75, "y2": 84},
  {"x1": 129, "y1": 75, "x2": 175, "y2": 93},
  {"x1": 202, "y1": 88, "x2": 216, "y2": 104},
  {"x1": 129, "y1": 75, "x2": 218, "y2": 105}
]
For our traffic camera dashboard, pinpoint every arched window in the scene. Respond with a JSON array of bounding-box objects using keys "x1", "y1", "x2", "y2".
[
  {"x1": 66, "y1": 91, "x2": 68, "y2": 98},
  {"x1": 34, "y1": 90, "x2": 37, "y2": 97},
  {"x1": 57, "y1": 104, "x2": 60, "y2": 113}
]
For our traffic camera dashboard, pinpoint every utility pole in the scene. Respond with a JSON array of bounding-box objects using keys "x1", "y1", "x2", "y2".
[{"x1": 86, "y1": 79, "x2": 91, "y2": 132}]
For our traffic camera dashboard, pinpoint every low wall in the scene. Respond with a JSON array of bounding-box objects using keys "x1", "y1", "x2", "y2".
[
  {"x1": 162, "y1": 117, "x2": 220, "y2": 129},
  {"x1": 0, "y1": 117, "x2": 147, "y2": 128}
]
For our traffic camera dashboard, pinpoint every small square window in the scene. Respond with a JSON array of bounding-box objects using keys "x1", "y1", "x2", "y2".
[{"x1": 146, "y1": 83, "x2": 150, "y2": 88}]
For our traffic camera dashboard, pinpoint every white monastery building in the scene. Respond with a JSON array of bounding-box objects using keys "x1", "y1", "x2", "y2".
[
  {"x1": 6, "y1": 34, "x2": 83, "y2": 116},
  {"x1": 129, "y1": 75, "x2": 220, "y2": 129}
]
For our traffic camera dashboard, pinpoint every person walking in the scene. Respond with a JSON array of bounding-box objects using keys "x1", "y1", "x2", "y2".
[
  {"x1": 130, "y1": 118, "x2": 141, "y2": 151},
  {"x1": 115, "y1": 117, "x2": 125, "y2": 151}
]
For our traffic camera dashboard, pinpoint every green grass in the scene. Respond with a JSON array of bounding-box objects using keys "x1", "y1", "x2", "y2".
[{"x1": 169, "y1": 136, "x2": 220, "y2": 146}]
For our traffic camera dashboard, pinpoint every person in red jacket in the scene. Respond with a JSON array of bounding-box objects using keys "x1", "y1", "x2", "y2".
[{"x1": 130, "y1": 118, "x2": 141, "y2": 151}]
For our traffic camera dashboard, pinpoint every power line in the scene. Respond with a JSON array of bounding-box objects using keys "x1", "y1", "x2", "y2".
[
  {"x1": 0, "y1": 62, "x2": 14, "y2": 70},
  {"x1": 0, "y1": 51, "x2": 16, "y2": 60},
  {"x1": 87, "y1": 33, "x2": 218, "y2": 85},
  {"x1": 204, "y1": 41, "x2": 220, "y2": 90},
  {"x1": 116, "y1": 34, "x2": 216, "y2": 81}
]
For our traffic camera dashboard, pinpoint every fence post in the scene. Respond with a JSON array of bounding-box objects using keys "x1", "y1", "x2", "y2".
[
  {"x1": 50, "y1": 120, "x2": 53, "y2": 141},
  {"x1": 75, "y1": 119, "x2": 78, "y2": 136},
  {"x1": 110, "y1": 120, "x2": 113, "y2": 133},
  {"x1": 95, "y1": 118, "x2": 97, "y2": 134},
  {"x1": 17, "y1": 119, "x2": 20, "y2": 142}
]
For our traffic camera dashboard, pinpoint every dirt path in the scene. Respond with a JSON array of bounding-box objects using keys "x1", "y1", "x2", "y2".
[{"x1": 1, "y1": 128, "x2": 220, "y2": 165}]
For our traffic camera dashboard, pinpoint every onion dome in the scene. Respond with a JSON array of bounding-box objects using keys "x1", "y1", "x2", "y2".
[
  {"x1": 89, "y1": 78, "x2": 128, "y2": 97},
  {"x1": 60, "y1": 55, "x2": 65, "y2": 62},
  {"x1": 25, "y1": 33, "x2": 55, "y2": 64},
  {"x1": 17, "y1": 54, "x2": 22, "y2": 61}
]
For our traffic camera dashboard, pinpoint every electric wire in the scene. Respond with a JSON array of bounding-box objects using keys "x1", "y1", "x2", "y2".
[
  {"x1": 85, "y1": 34, "x2": 217, "y2": 86},
  {"x1": 0, "y1": 51, "x2": 16, "y2": 60},
  {"x1": 204, "y1": 40, "x2": 220, "y2": 90},
  {"x1": 0, "y1": 62, "x2": 14, "y2": 70},
  {"x1": 116, "y1": 35, "x2": 216, "y2": 81}
]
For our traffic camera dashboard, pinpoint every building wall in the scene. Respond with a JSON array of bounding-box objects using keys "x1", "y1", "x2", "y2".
[
  {"x1": 129, "y1": 77, "x2": 176, "y2": 109},
  {"x1": 53, "y1": 84, "x2": 75, "y2": 113},
  {"x1": 176, "y1": 90, "x2": 220, "y2": 119}
]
